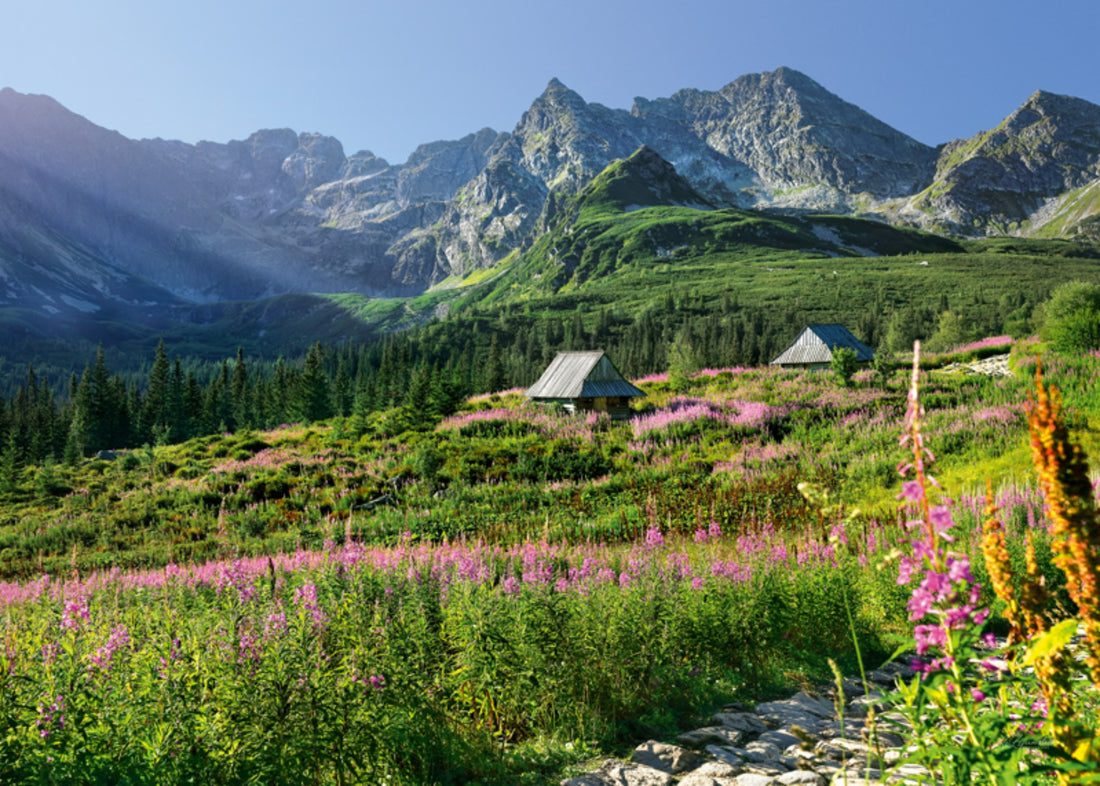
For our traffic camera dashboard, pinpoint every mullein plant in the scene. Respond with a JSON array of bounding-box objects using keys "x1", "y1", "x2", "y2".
[
  {"x1": 1010, "y1": 364, "x2": 1100, "y2": 774},
  {"x1": 892, "y1": 343, "x2": 1100, "y2": 784}
]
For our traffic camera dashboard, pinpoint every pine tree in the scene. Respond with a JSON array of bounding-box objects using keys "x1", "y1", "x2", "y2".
[
  {"x1": 166, "y1": 359, "x2": 187, "y2": 442},
  {"x1": 269, "y1": 359, "x2": 295, "y2": 425},
  {"x1": 184, "y1": 371, "x2": 204, "y2": 438},
  {"x1": 140, "y1": 340, "x2": 170, "y2": 443},
  {"x1": 204, "y1": 360, "x2": 232, "y2": 433},
  {"x1": 483, "y1": 334, "x2": 505, "y2": 393},
  {"x1": 71, "y1": 348, "x2": 119, "y2": 454},
  {"x1": 0, "y1": 428, "x2": 20, "y2": 496},
  {"x1": 231, "y1": 348, "x2": 251, "y2": 430},
  {"x1": 427, "y1": 366, "x2": 464, "y2": 420},
  {"x1": 294, "y1": 344, "x2": 333, "y2": 423},
  {"x1": 331, "y1": 360, "x2": 354, "y2": 417},
  {"x1": 403, "y1": 365, "x2": 434, "y2": 429}
]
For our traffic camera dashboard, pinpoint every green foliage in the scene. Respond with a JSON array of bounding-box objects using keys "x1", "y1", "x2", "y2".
[
  {"x1": 1039, "y1": 280, "x2": 1100, "y2": 352},
  {"x1": 0, "y1": 531, "x2": 892, "y2": 784},
  {"x1": 0, "y1": 336, "x2": 1096, "y2": 782},
  {"x1": 830, "y1": 347, "x2": 859, "y2": 387},
  {"x1": 872, "y1": 347, "x2": 896, "y2": 388},
  {"x1": 1, "y1": 347, "x2": 1086, "y2": 581},
  {"x1": 926, "y1": 310, "x2": 972, "y2": 352}
]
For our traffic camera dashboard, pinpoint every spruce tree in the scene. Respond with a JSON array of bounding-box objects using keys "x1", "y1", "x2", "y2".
[
  {"x1": 204, "y1": 360, "x2": 232, "y2": 433},
  {"x1": 483, "y1": 334, "x2": 505, "y2": 393},
  {"x1": 71, "y1": 348, "x2": 118, "y2": 454},
  {"x1": 166, "y1": 359, "x2": 187, "y2": 442},
  {"x1": 331, "y1": 361, "x2": 354, "y2": 418},
  {"x1": 0, "y1": 429, "x2": 20, "y2": 496},
  {"x1": 294, "y1": 344, "x2": 333, "y2": 423},
  {"x1": 231, "y1": 348, "x2": 251, "y2": 430},
  {"x1": 140, "y1": 340, "x2": 170, "y2": 443}
]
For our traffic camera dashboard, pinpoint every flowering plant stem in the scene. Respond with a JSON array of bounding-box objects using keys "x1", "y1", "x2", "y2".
[{"x1": 893, "y1": 342, "x2": 1030, "y2": 784}]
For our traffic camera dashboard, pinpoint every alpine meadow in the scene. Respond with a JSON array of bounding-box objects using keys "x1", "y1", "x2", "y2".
[{"x1": 1, "y1": 66, "x2": 1100, "y2": 784}]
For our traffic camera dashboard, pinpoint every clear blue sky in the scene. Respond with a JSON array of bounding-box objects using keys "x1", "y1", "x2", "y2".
[{"x1": 3, "y1": 0, "x2": 1097, "y2": 164}]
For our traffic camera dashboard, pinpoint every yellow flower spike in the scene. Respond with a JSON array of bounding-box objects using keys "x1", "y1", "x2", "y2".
[
  {"x1": 1021, "y1": 533, "x2": 1051, "y2": 639},
  {"x1": 1025, "y1": 362, "x2": 1100, "y2": 781},
  {"x1": 1028, "y1": 364, "x2": 1100, "y2": 688},
  {"x1": 980, "y1": 484, "x2": 1024, "y2": 644}
]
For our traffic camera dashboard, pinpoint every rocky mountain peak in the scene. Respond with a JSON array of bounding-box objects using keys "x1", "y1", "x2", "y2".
[
  {"x1": 244, "y1": 128, "x2": 300, "y2": 167},
  {"x1": 523, "y1": 78, "x2": 592, "y2": 129},
  {"x1": 543, "y1": 77, "x2": 577, "y2": 97},
  {"x1": 340, "y1": 150, "x2": 390, "y2": 178},
  {"x1": 610, "y1": 145, "x2": 696, "y2": 193},
  {"x1": 715, "y1": 66, "x2": 827, "y2": 109},
  {"x1": 396, "y1": 127, "x2": 504, "y2": 206},
  {"x1": 281, "y1": 133, "x2": 346, "y2": 191},
  {"x1": 889, "y1": 90, "x2": 1100, "y2": 236},
  {"x1": 4, "y1": 70, "x2": 1100, "y2": 323},
  {"x1": 511, "y1": 77, "x2": 640, "y2": 195}
]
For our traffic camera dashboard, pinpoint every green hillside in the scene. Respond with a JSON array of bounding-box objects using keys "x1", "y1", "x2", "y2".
[
  {"x1": 416, "y1": 173, "x2": 1099, "y2": 389},
  {"x1": 0, "y1": 339, "x2": 1096, "y2": 782},
  {"x1": 470, "y1": 147, "x2": 964, "y2": 302},
  {"x1": 6, "y1": 149, "x2": 1100, "y2": 402}
]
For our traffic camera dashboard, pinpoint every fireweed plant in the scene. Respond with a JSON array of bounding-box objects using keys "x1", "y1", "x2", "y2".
[
  {"x1": 0, "y1": 525, "x2": 897, "y2": 783},
  {"x1": 891, "y1": 344, "x2": 1100, "y2": 784}
]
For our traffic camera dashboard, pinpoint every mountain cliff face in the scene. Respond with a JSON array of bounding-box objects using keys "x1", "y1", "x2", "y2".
[
  {"x1": 887, "y1": 90, "x2": 1100, "y2": 237},
  {"x1": 0, "y1": 87, "x2": 507, "y2": 307},
  {"x1": 633, "y1": 67, "x2": 937, "y2": 206},
  {"x1": 2, "y1": 69, "x2": 1100, "y2": 322},
  {"x1": 397, "y1": 68, "x2": 944, "y2": 282}
]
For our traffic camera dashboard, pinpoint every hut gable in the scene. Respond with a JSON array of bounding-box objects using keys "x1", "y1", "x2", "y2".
[
  {"x1": 526, "y1": 350, "x2": 643, "y2": 417},
  {"x1": 770, "y1": 324, "x2": 874, "y2": 368}
]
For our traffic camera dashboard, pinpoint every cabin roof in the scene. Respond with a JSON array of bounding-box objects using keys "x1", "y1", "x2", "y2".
[
  {"x1": 525, "y1": 350, "x2": 644, "y2": 400},
  {"x1": 770, "y1": 324, "x2": 875, "y2": 366}
]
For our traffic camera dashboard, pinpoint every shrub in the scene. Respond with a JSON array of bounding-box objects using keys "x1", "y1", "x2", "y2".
[
  {"x1": 830, "y1": 347, "x2": 859, "y2": 387},
  {"x1": 1039, "y1": 280, "x2": 1100, "y2": 352}
]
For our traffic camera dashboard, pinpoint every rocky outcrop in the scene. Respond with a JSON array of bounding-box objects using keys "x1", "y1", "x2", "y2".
[
  {"x1": 561, "y1": 662, "x2": 933, "y2": 786},
  {"x1": 634, "y1": 68, "x2": 937, "y2": 207},
  {"x1": 3, "y1": 70, "x2": 1100, "y2": 316},
  {"x1": 396, "y1": 128, "x2": 506, "y2": 207},
  {"x1": 889, "y1": 91, "x2": 1100, "y2": 236},
  {"x1": 390, "y1": 137, "x2": 550, "y2": 283},
  {"x1": 937, "y1": 353, "x2": 1012, "y2": 377}
]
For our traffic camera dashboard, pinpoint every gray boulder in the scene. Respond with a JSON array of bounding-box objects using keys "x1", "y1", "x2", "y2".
[{"x1": 630, "y1": 740, "x2": 705, "y2": 774}]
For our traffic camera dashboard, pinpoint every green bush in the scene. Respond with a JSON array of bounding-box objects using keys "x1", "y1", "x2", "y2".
[
  {"x1": 1039, "y1": 280, "x2": 1100, "y2": 352},
  {"x1": 830, "y1": 347, "x2": 859, "y2": 387}
]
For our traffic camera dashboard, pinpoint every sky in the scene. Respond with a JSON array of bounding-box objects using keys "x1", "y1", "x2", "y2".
[{"x1": 2, "y1": 0, "x2": 1097, "y2": 164}]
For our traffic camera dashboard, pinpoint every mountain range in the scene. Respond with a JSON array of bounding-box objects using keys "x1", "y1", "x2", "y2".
[{"x1": 2, "y1": 66, "x2": 1100, "y2": 358}]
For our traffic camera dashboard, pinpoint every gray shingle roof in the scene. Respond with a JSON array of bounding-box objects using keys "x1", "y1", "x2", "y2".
[
  {"x1": 770, "y1": 324, "x2": 875, "y2": 366},
  {"x1": 526, "y1": 351, "x2": 644, "y2": 399}
]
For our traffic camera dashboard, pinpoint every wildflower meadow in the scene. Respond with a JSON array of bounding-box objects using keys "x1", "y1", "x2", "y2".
[{"x1": 0, "y1": 339, "x2": 1097, "y2": 783}]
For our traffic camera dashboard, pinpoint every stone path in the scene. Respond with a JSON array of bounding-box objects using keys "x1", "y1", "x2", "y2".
[
  {"x1": 561, "y1": 662, "x2": 931, "y2": 786},
  {"x1": 937, "y1": 353, "x2": 1011, "y2": 377}
]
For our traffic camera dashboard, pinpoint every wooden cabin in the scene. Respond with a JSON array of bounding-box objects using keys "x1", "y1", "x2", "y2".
[
  {"x1": 770, "y1": 324, "x2": 875, "y2": 370},
  {"x1": 525, "y1": 350, "x2": 643, "y2": 419}
]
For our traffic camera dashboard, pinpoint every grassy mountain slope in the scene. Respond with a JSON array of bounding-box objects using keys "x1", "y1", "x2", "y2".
[
  {"x1": 427, "y1": 152, "x2": 1099, "y2": 376},
  {"x1": 0, "y1": 342, "x2": 1067, "y2": 580},
  {"x1": 7, "y1": 347, "x2": 1092, "y2": 783},
  {"x1": 459, "y1": 148, "x2": 965, "y2": 310},
  {"x1": 1027, "y1": 179, "x2": 1100, "y2": 241},
  {"x1": 6, "y1": 148, "x2": 1100, "y2": 397}
]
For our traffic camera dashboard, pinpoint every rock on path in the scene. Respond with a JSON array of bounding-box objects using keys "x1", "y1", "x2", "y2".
[
  {"x1": 937, "y1": 353, "x2": 1011, "y2": 377},
  {"x1": 562, "y1": 662, "x2": 931, "y2": 786}
]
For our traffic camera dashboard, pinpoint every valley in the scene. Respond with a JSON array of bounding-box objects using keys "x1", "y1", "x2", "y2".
[{"x1": 1, "y1": 67, "x2": 1100, "y2": 784}]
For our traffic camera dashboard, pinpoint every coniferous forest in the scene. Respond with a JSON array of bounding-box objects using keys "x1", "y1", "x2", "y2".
[{"x1": 0, "y1": 265, "x2": 1053, "y2": 475}]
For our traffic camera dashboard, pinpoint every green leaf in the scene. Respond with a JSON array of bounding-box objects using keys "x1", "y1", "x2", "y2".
[{"x1": 1023, "y1": 618, "x2": 1078, "y2": 666}]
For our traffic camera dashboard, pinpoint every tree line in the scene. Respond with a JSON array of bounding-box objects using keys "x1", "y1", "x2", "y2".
[{"x1": 0, "y1": 279, "x2": 1050, "y2": 477}]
